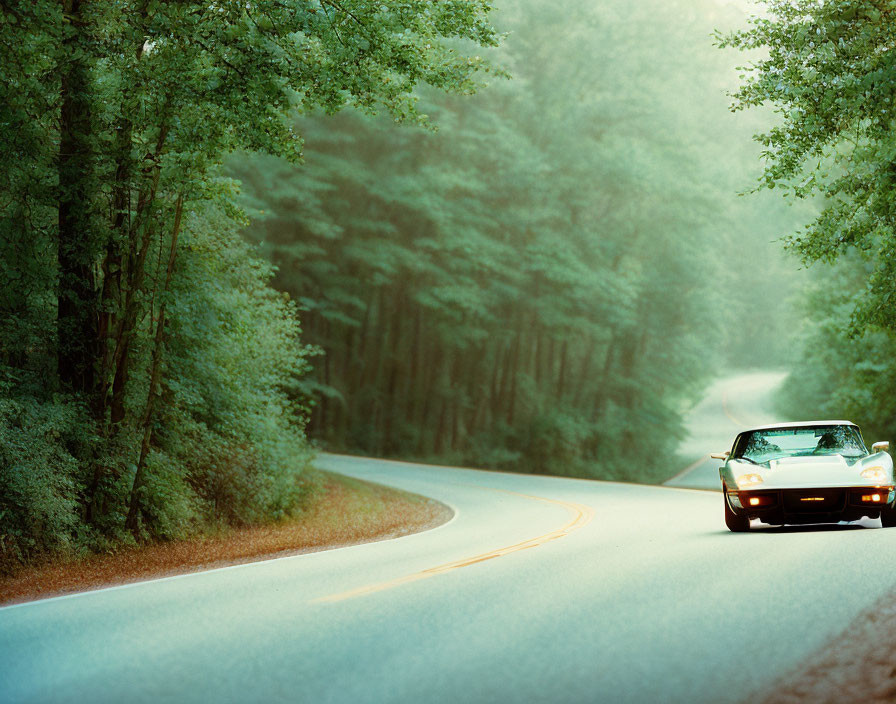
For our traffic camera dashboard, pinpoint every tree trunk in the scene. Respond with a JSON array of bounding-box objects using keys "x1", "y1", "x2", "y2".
[
  {"x1": 97, "y1": 8, "x2": 149, "y2": 425},
  {"x1": 488, "y1": 344, "x2": 503, "y2": 426},
  {"x1": 533, "y1": 326, "x2": 542, "y2": 389},
  {"x1": 405, "y1": 303, "x2": 423, "y2": 427},
  {"x1": 574, "y1": 335, "x2": 600, "y2": 408},
  {"x1": 345, "y1": 291, "x2": 374, "y2": 442},
  {"x1": 417, "y1": 341, "x2": 441, "y2": 455},
  {"x1": 496, "y1": 340, "x2": 514, "y2": 421},
  {"x1": 108, "y1": 123, "x2": 169, "y2": 426},
  {"x1": 507, "y1": 314, "x2": 523, "y2": 425},
  {"x1": 318, "y1": 318, "x2": 331, "y2": 436},
  {"x1": 448, "y1": 351, "x2": 464, "y2": 451},
  {"x1": 57, "y1": 0, "x2": 98, "y2": 394},
  {"x1": 466, "y1": 346, "x2": 488, "y2": 438},
  {"x1": 125, "y1": 196, "x2": 183, "y2": 535},
  {"x1": 593, "y1": 330, "x2": 619, "y2": 419},
  {"x1": 382, "y1": 288, "x2": 403, "y2": 454},
  {"x1": 558, "y1": 338, "x2": 568, "y2": 400}
]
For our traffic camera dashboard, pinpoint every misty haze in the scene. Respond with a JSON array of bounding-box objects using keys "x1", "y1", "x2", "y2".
[{"x1": 2, "y1": 1, "x2": 895, "y2": 703}]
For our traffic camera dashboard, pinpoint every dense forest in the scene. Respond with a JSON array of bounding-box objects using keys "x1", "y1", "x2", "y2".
[
  {"x1": 230, "y1": 0, "x2": 811, "y2": 479},
  {"x1": 3, "y1": 0, "x2": 892, "y2": 572},
  {"x1": 0, "y1": 0, "x2": 500, "y2": 570}
]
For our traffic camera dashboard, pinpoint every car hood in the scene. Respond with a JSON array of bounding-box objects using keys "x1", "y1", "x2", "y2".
[
  {"x1": 722, "y1": 453, "x2": 895, "y2": 490},
  {"x1": 760, "y1": 455, "x2": 861, "y2": 489}
]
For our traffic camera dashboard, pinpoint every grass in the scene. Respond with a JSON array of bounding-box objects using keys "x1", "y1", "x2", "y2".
[{"x1": 0, "y1": 469, "x2": 452, "y2": 606}]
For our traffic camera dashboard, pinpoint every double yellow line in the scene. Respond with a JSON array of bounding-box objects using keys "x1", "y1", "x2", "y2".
[{"x1": 313, "y1": 489, "x2": 594, "y2": 604}]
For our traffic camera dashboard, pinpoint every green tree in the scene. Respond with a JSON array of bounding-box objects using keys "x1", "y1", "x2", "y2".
[
  {"x1": 232, "y1": 0, "x2": 789, "y2": 480},
  {"x1": 776, "y1": 252, "x2": 896, "y2": 445},
  {"x1": 720, "y1": 0, "x2": 896, "y2": 329},
  {"x1": 723, "y1": 0, "x2": 896, "y2": 441},
  {"x1": 0, "y1": 0, "x2": 500, "y2": 566}
]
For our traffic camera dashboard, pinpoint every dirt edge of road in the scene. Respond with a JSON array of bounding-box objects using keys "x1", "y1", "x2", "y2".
[
  {"x1": 0, "y1": 470, "x2": 453, "y2": 607},
  {"x1": 758, "y1": 585, "x2": 896, "y2": 704}
]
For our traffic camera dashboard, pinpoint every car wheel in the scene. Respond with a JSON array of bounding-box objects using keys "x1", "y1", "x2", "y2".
[
  {"x1": 724, "y1": 490, "x2": 750, "y2": 532},
  {"x1": 881, "y1": 505, "x2": 896, "y2": 528}
]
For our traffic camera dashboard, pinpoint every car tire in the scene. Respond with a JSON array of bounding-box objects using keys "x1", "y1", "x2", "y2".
[
  {"x1": 724, "y1": 490, "x2": 750, "y2": 532},
  {"x1": 881, "y1": 505, "x2": 896, "y2": 528}
]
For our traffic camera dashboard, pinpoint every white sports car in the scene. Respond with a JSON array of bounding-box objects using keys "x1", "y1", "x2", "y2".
[{"x1": 715, "y1": 421, "x2": 895, "y2": 531}]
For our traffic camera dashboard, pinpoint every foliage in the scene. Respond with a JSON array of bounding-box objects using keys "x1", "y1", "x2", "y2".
[
  {"x1": 723, "y1": 1, "x2": 896, "y2": 436},
  {"x1": 0, "y1": 394, "x2": 87, "y2": 568},
  {"x1": 159, "y1": 205, "x2": 315, "y2": 527},
  {"x1": 720, "y1": 0, "x2": 896, "y2": 330},
  {"x1": 0, "y1": 0, "x2": 499, "y2": 569},
  {"x1": 776, "y1": 253, "x2": 896, "y2": 445},
  {"x1": 231, "y1": 0, "x2": 800, "y2": 480}
]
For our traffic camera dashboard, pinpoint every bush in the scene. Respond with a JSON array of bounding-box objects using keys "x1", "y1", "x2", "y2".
[
  {"x1": 0, "y1": 199, "x2": 317, "y2": 568},
  {"x1": 133, "y1": 203, "x2": 315, "y2": 532},
  {"x1": 519, "y1": 412, "x2": 591, "y2": 477},
  {"x1": 0, "y1": 393, "x2": 86, "y2": 571}
]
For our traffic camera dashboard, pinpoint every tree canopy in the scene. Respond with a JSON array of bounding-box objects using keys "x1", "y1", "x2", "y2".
[
  {"x1": 720, "y1": 0, "x2": 896, "y2": 330},
  {"x1": 723, "y1": 0, "x2": 896, "y2": 445},
  {"x1": 0, "y1": 0, "x2": 499, "y2": 568},
  {"x1": 0, "y1": 0, "x2": 829, "y2": 572},
  {"x1": 231, "y1": 0, "x2": 804, "y2": 480}
]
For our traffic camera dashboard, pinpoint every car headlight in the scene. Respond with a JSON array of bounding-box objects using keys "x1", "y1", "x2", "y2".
[
  {"x1": 736, "y1": 473, "x2": 764, "y2": 488},
  {"x1": 861, "y1": 466, "x2": 887, "y2": 484}
]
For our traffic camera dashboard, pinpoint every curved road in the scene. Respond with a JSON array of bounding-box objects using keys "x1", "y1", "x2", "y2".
[
  {"x1": 3, "y1": 371, "x2": 896, "y2": 703},
  {"x1": 666, "y1": 370, "x2": 788, "y2": 490}
]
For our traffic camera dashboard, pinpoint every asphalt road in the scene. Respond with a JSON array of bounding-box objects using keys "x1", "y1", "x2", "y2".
[
  {"x1": 3, "y1": 371, "x2": 896, "y2": 704},
  {"x1": 665, "y1": 370, "x2": 788, "y2": 490}
]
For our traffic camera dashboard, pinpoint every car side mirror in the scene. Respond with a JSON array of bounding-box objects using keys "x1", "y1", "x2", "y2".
[
  {"x1": 710, "y1": 451, "x2": 730, "y2": 460},
  {"x1": 872, "y1": 441, "x2": 890, "y2": 453}
]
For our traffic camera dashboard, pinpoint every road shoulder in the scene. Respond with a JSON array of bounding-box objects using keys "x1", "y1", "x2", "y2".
[
  {"x1": 758, "y1": 583, "x2": 896, "y2": 704},
  {"x1": 0, "y1": 469, "x2": 453, "y2": 607}
]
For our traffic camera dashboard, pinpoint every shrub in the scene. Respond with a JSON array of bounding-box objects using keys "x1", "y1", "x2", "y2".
[{"x1": 0, "y1": 393, "x2": 86, "y2": 571}]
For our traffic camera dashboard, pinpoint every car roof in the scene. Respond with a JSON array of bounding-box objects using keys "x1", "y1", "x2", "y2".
[{"x1": 739, "y1": 420, "x2": 857, "y2": 433}]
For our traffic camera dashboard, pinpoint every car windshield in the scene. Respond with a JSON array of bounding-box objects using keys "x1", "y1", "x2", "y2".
[{"x1": 732, "y1": 425, "x2": 867, "y2": 463}]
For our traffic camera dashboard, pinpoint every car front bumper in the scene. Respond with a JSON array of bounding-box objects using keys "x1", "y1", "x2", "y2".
[{"x1": 725, "y1": 485, "x2": 896, "y2": 524}]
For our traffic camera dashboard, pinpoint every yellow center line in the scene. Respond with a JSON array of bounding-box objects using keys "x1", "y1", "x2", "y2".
[
  {"x1": 311, "y1": 488, "x2": 594, "y2": 604},
  {"x1": 721, "y1": 387, "x2": 752, "y2": 427}
]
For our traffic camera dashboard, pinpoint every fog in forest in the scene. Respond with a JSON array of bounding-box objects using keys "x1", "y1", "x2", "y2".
[
  {"x1": 4, "y1": 0, "x2": 891, "y2": 565},
  {"x1": 228, "y1": 0, "x2": 817, "y2": 480}
]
